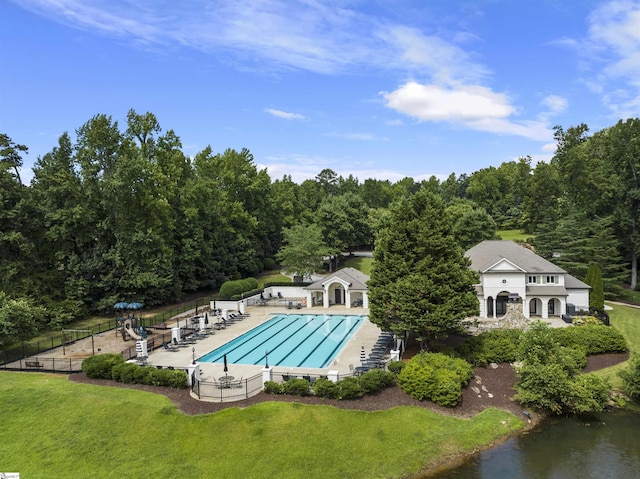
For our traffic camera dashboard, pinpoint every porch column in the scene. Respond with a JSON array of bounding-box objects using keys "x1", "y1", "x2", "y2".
[{"x1": 493, "y1": 298, "x2": 497, "y2": 318}]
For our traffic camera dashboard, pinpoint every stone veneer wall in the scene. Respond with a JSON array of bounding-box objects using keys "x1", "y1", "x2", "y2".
[{"x1": 501, "y1": 301, "x2": 530, "y2": 330}]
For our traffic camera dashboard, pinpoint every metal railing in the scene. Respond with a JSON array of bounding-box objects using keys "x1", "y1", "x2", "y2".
[
  {"x1": 0, "y1": 356, "x2": 84, "y2": 373},
  {"x1": 192, "y1": 373, "x2": 263, "y2": 402}
]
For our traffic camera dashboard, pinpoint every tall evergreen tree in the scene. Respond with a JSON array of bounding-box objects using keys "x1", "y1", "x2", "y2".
[
  {"x1": 584, "y1": 263, "x2": 605, "y2": 310},
  {"x1": 368, "y1": 188, "x2": 479, "y2": 349}
]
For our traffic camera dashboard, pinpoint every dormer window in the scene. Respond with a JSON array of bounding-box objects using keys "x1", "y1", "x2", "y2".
[
  {"x1": 527, "y1": 275, "x2": 538, "y2": 284},
  {"x1": 544, "y1": 275, "x2": 557, "y2": 284}
]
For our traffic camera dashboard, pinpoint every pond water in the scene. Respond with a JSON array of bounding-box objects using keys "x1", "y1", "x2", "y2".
[{"x1": 428, "y1": 411, "x2": 640, "y2": 478}]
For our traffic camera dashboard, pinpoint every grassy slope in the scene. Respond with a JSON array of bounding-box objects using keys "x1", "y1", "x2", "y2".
[
  {"x1": 594, "y1": 303, "x2": 640, "y2": 389},
  {"x1": 0, "y1": 372, "x2": 522, "y2": 479}
]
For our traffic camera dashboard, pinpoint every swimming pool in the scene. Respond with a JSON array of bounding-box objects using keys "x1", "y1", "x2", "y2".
[{"x1": 198, "y1": 314, "x2": 365, "y2": 368}]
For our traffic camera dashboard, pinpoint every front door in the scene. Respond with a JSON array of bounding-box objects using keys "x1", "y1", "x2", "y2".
[{"x1": 334, "y1": 288, "x2": 342, "y2": 304}]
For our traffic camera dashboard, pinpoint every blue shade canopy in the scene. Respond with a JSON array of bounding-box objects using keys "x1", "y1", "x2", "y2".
[
  {"x1": 114, "y1": 302, "x2": 129, "y2": 309},
  {"x1": 127, "y1": 302, "x2": 144, "y2": 310}
]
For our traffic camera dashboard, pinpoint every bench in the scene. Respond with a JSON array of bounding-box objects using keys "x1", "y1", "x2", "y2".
[{"x1": 25, "y1": 361, "x2": 44, "y2": 369}]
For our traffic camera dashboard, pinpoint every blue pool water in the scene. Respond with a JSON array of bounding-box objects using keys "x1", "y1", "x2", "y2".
[{"x1": 198, "y1": 314, "x2": 365, "y2": 368}]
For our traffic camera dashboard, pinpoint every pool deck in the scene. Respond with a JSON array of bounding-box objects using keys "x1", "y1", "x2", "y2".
[{"x1": 145, "y1": 304, "x2": 384, "y2": 382}]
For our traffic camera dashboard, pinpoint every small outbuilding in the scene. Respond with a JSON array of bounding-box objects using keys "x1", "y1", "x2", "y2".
[{"x1": 305, "y1": 267, "x2": 369, "y2": 309}]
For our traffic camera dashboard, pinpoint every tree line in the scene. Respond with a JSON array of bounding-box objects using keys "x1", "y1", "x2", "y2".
[{"x1": 1, "y1": 110, "x2": 638, "y2": 345}]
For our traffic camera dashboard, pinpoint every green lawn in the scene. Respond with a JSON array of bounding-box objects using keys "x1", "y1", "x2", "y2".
[
  {"x1": 342, "y1": 256, "x2": 373, "y2": 276},
  {"x1": 594, "y1": 302, "x2": 640, "y2": 389},
  {"x1": 0, "y1": 372, "x2": 523, "y2": 479},
  {"x1": 496, "y1": 229, "x2": 533, "y2": 242}
]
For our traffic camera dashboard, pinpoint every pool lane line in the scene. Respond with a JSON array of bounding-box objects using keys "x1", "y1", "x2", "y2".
[
  {"x1": 243, "y1": 315, "x2": 328, "y2": 365},
  {"x1": 292, "y1": 316, "x2": 360, "y2": 368},
  {"x1": 199, "y1": 314, "x2": 295, "y2": 363},
  {"x1": 316, "y1": 317, "x2": 363, "y2": 368},
  {"x1": 275, "y1": 315, "x2": 340, "y2": 366}
]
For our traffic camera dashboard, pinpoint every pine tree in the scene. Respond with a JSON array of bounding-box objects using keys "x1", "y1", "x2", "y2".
[{"x1": 368, "y1": 188, "x2": 479, "y2": 350}]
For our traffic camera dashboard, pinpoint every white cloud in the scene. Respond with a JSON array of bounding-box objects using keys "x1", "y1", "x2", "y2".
[
  {"x1": 265, "y1": 108, "x2": 306, "y2": 120},
  {"x1": 382, "y1": 82, "x2": 513, "y2": 122},
  {"x1": 376, "y1": 25, "x2": 489, "y2": 84},
  {"x1": 325, "y1": 132, "x2": 388, "y2": 141},
  {"x1": 381, "y1": 81, "x2": 553, "y2": 141},
  {"x1": 541, "y1": 95, "x2": 568, "y2": 114},
  {"x1": 576, "y1": 1, "x2": 640, "y2": 115}
]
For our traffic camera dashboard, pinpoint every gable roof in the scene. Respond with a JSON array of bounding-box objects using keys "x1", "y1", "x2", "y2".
[
  {"x1": 465, "y1": 240, "x2": 566, "y2": 274},
  {"x1": 565, "y1": 273, "x2": 590, "y2": 290},
  {"x1": 306, "y1": 267, "x2": 369, "y2": 291}
]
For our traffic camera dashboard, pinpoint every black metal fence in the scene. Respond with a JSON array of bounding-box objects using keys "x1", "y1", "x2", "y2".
[
  {"x1": 192, "y1": 373, "x2": 264, "y2": 402},
  {"x1": 0, "y1": 296, "x2": 217, "y2": 366},
  {"x1": 0, "y1": 356, "x2": 84, "y2": 373}
]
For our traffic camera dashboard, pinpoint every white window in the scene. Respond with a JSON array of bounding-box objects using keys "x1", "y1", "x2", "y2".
[
  {"x1": 544, "y1": 275, "x2": 557, "y2": 284},
  {"x1": 527, "y1": 275, "x2": 538, "y2": 284}
]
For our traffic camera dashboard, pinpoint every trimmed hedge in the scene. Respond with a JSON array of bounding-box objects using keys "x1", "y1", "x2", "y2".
[
  {"x1": 81, "y1": 354, "x2": 187, "y2": 388},
  {"x1": 269, "y1": 370, "x2": 395, "y2": 400},
  {"x1": 219, "y1": 278, "x2": 260, "y2": 300},
  {"x1": 82, "y1": 353, "x2": 125, "y2": 379},
  {"x1": 551, "y1": 324, "x2": 627, "y2": 355},
  {"x1": 282, "y1": 378, "x2": 312, "y2": 396}
]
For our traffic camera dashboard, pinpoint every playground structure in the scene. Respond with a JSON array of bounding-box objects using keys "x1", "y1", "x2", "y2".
[
  {"x1": 122, "y1": 318, "x2": 147, "y2": 341},
  {"x1": 114, "y1": 302, "x2": 148, "y2": 341}
]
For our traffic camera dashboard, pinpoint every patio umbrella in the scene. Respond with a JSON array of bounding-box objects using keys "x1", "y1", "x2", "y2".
[
  {"x1": 204, "y1": 313, "x2": 209, "y2": 325},
  {"x1": 127, "y1": 302, "x2": 143, "y2": 310},
  {"x1": 113, "y1": 302, "x2": 129, "y2": 309},
  {"x1": 223, "y1": 354, "x2": 228, "y2": 377},
  {"x1": 360, "y1": 344, "x2": 366, "y2": 365}
]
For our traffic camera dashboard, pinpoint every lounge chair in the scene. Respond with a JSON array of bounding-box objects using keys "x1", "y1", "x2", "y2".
[
  {"x1": 163, "y1": 342, "x2": 178, "y2": 352},
  {"x1": 282, "y1": 374, "x2": 291, "y2": 382}
]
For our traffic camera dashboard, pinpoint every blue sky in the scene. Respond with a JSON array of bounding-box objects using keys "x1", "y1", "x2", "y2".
[{"x1": 2, "y1": 0, "x2": 640, "y2": 184}]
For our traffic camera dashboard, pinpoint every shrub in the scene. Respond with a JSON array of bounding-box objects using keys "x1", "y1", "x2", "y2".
[
  {"x1": 282, "y1": 378, "x2": 311, "y2": 396},
  {"x1": 337, "y1": 377, "x2": 364, "y2": 399},
  {"x1": 619, "y1": 355, "x2": 640, "y2": 401},
  {"x1": 515, "y1": 323, "x2": 612, "y2": 415},
  {"x1": 263, "y1": 258, "x2": 276, "y2": 270},
  {"x1": 455, "y1": 329, "x2": 521, "y2": 366},
  {"x1": 219, "y1": 280, "x2": 244, "y2": 300},
  {"x1": 313, "y1": 378, "x2": 339, "y2": 399},
  {"x1": 82, "y1": 353, "x2": 125, "y2": 379},
  {"x1": 358, "y1": 369, "x2": 395, "y2": 394},
  {"x1": 397, "y1": 352, "x2": 473, "y2": 406},
  {"x1": 237, "y1": 279, "x2": 252, "y2": 294},
  {"x1": 430, "y1": 369, "x2": 464, "y2": 407},
  {"x1": 245, "y1": 277, "x2": 259, "y2": 290},
  {"x1": 112, "y1": 362, "x2": 139, "y2": 383},
  {"x1": 164, "y1": 369, "x2": 188, "y2": 388},
  {"x1": 552, "y1": 325, "x2": 627, "y2": 355},
  {"x1": 387, "y1": 361, "x2": 406, "y2": 375},
  {"x1": 263, "y1": 380, "x2": 283, "y2": 395}
]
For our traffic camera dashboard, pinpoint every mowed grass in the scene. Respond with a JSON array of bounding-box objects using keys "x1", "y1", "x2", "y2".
[
  {"x1": 594, "y1": 303, "x2": 640, "y2": 389},
  {"x1": 1, "y1": 372, "x2": 523, "y2": 479},
  {"x1": 496, "y1": 229, "x2": 533, "y2": 242},
  {"x1": 342, "y1": 256, "x2": 373, "y2": 276}
]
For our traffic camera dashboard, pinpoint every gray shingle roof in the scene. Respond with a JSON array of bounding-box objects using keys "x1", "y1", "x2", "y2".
[
  {"x1": 565, "y1": 273, "x2": 590, "y2": 289},
  {"x1": 466, "y1": 240, "x2": 566, "y2": 274},
  {"x1": 306, "y1": 267, "x2": 369, "y2": 291}
]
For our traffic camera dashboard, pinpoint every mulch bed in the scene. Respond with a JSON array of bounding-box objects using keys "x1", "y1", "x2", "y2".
[
  {"x1": 61, "y1": 306, "x2": 631, "y2": 420},
  {"x1": 68, "y1": 352, "x2": 629, "y2": 418}
]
